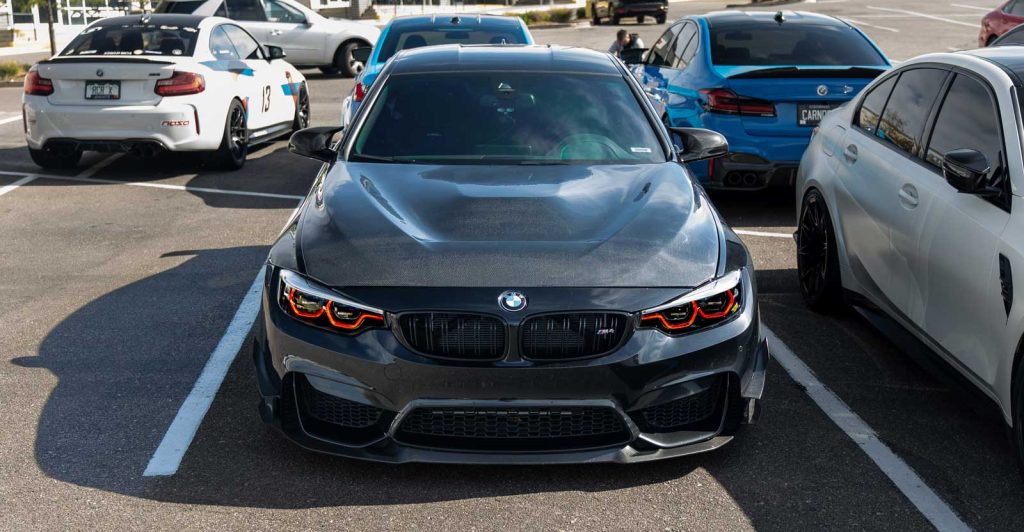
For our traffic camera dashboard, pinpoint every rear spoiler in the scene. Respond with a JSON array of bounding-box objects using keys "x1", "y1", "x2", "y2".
[
  {"x1": 38, "y1": 57, "x2": 175, "y2": 65},
  {"x1": 726, "y1": 66, "x2": 888, "y2": 80}
]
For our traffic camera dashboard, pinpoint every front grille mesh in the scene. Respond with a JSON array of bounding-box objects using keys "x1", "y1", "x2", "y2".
[
  {"x1": 298, "y1": 376, "x2": 382, "y2": 429},
  {"x1": 520, "y1": 313, "x2": 629, "y2": 360},
  {"x1": 638, "y1": 380, "x2": 721, "y2": 432},
  {"x1": 398, "y1": 313, "x2": 505, "y2": 360},
  {"x1": 396, "y1": 406, "x2": 630, "y2": 451}
]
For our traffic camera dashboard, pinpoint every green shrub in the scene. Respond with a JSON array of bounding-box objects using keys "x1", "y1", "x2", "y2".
[
  {"x1": 0, "y1": 61, "x2": 27, "y2": 80},
  {"x1": 515, "y1": 8, "x2": 575, "y2": 25}
]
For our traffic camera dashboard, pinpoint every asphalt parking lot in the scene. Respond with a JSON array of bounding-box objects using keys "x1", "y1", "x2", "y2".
[{"x1": 1, "y1": 0, "x2": 1023, "y2": 529}]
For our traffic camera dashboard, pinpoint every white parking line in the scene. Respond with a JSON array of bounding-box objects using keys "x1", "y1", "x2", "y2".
[
  {"x1": 766, "y1": 328, "x2": 970, "y2": 532},
  {"x1": 734, "y1": 229, "x2": 793, "y2": 239},
  {"x1": 841, "y1": 17, "x2": 900, "y2": 33},
  {"x1": 0, "y1": 170, "x2": 305, "y2": 201},
  {"x1": 143, "y1": 265, "x2": 267, "y2": 477},
  {"x1": 866, "y1": 6, "x2": 978, "y2": 27},
  {"x1": 951, "y1": 3, "x2": 993, "y2": 11},
  {"x1": 0, "y1": 175, "x2": 36, "y2": 197},
  {"x1": 0, "y1": 115, "x2": 22, "y2": 127}
]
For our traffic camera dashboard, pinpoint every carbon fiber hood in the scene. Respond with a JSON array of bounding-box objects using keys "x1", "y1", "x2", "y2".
[{"x1": 298, "y1": 162, "x2": 721, "y2": 288}]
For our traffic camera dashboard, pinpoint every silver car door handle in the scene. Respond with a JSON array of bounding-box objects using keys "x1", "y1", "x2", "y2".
[
  {"x1": 898, "y1": 184, "x2": 919, "y2": 209},
  {"x1": 843, "y1": 144, "x2": 858, "y2": 163},
  {"x1": 270, "y1": 29, "x2": 283, "y2": 35}
]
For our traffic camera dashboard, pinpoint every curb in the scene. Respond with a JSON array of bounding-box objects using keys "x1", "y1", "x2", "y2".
[
  {"x1": 0, "y1": 80, "x2": 23, "y2": 87},
  {"x1": 527, "y1": 21, "x2": 588, "y2": 29}
]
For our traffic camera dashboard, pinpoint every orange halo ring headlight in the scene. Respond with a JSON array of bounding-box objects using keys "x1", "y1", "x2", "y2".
[
  {"x1": 279, "y1": 269, "x2": 385, "y2": 335},
  {"x1": 639, "y1": 270, "x2": 743, "y2": 335}
]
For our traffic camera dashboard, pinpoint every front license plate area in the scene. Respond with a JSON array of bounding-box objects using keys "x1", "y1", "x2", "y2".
[
  {"x1": 797, "y1": 103, "x2": 837, "y2": 127},
  {"x1": 85, "y1": 80, "x2": 120, "y2": 100}
]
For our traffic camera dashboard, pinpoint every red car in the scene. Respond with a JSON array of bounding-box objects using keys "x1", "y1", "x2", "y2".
[{"x1": 980, "y1": 0, "x2": 1024, "y2": 46}]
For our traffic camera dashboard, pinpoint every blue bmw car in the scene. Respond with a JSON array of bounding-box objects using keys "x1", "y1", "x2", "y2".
[
  {"x1": 629, "y1": 11, "x2": 890, "y2": 189},
  {"x1": 341, "y1": 14, "x2": 533, "y2": 126}
]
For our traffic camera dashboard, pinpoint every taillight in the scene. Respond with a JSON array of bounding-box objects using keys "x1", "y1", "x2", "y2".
[
  {"x1": 700, "y1": 88, "x2": 776, "y2": 117},
  {"x1": 354, "y1": 82, "x2": 366, "y2": 102},
  {"x1": 155, "y1": 71, "x2": 205, "y2": 97},
  {"x1": 24, "y1": 71, "x2": 53, "y2": 96}
]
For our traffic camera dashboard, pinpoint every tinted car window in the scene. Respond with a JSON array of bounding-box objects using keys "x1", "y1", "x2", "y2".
[
  {"x1": 154, "y1": 0, "x2": 205, "y2": 13},
  {"x1": 876, "y1": 68, "x2": 947, "y2": 156},
  {"x1": 225, "y1": 0, "x2": 267, "y2": 21},
  {"x1": 353, "y1": 72, "x2": 666, "y2": 164},
  {"x1": 376, "y1": 25, "x2": 528, "y2": 63},
  {"x1": 994, "y1": 25, "x2": 1024, "y2": 45},
  {"x1": 671, "y1": 23, "x2": 696, "y2": 69},
  {"x1": 63, "y1": 22, "x2": 200, "y2": 56},
  {"x1": 1007, "y1": 0, "x2": 1024, "y2": 15},
  {"x1": 925, "y1": 74, "x2": 1002, "y2": 174},
  {"x1": 710, "y1": 24, "x2": 887, "y2": 66},
  {"x1": 222, "y1": 24, "x2": 262, "y2": 59},
  {"x1": 263, "y1": 0, "x2": 305, "y2": 23},
  {"x1": 856, "y1": 74, "x2": 896, "y2": 134},
  {"x1": 647, "y1": 23, "x2": 682, "y2": 67},
  {"x1": 209, "y1": 25, "x2": 240, "y2": 60}
]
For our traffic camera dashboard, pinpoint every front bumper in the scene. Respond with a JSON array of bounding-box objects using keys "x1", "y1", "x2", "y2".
[
  {"x1": 23, "y1": 97, "x2": 215, "y2": 152},
  {"x1": 253, "y1": 273, "x2": 767, "y2": 464}
]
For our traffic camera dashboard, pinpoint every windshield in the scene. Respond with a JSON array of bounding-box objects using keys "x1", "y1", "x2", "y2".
[
  {"x1": 351, "y1": 72, "x2": 667, "y2": 165},
  {"x1": 376, "y1": 26, "x2": 528, "y2": 64},
  {"x1": 62, "y1": 23, "x2": 200, "y2": 56},
  {"x1": 710, "y1": 24, "x2": 887, "y2": 66}
]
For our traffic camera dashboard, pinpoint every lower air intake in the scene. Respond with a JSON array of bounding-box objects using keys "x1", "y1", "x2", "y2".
[{"x1": 395, "y1": 405, "x2": 631, "y2": 451}]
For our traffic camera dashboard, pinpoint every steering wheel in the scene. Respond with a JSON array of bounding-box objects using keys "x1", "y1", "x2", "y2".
[{"x1": 548, "y1": 134, "x2": 630, "y2": 160}]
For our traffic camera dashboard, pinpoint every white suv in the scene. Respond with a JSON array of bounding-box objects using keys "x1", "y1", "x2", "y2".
[
  {"x1": 155, "y1": 0, "x2": 379, "y2": 76},
  {"x1": 796, "y1": 47, "x2": 1024, "y2": 467}
]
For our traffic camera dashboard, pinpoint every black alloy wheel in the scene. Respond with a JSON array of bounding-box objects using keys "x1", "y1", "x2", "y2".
[
  {"x1": 292, "y1": 85, "x2": 310, "y2": 131},
  {"x1": 208, "y1": 99, "x2": 248, "y2": 171},
  {"x1": 796, "y1": 189, "x2": 843, "y2": 312}
]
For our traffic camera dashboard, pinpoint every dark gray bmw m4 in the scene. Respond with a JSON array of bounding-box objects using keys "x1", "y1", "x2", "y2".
[{"x1": 253, "y1": 44, "x2": 768, "y2": 463}]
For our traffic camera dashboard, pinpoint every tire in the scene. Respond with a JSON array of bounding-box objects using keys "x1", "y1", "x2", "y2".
[
  {"x1": 333, "y1": 41, "x2": 366, "y2": 79},
  {"x1": 318, "y1": 66, "x2": 340, "y2": 75},
  {"x1": 796, "y1": 189, "x2": 844, "y2": 312},
  {"x1": 638, "y1": 15, "x2": 645, "y2": 23},
  {"x1": 1012, "y1": 351, "x2": 1024, "y2": 479},
  {"x1": 207, "y1": 99, "x2": 247, "y2": 171},
  {"x1": 611, "y1": 13, "x2": 621, "y2": 25},
  {"x1": 656, "y1": 14, "x2": 666, "y2": 24},
  {"x1": 591, "y1": 3, "x2": 601, "y2": 25},
  {"x1": 28, "y1": 146, "x2": 81, "y2": 169},
  {"x1": 291, "y1": 84, "x2": 310, "y2": 132}
]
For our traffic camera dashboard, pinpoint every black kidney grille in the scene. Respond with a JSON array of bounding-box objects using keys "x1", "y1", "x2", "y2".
[
  {"x1": 395, "y1": 406, "x2": 630, "y2": 451},
  {"x1": 297, "y1": 376, "x2": 382, "y2": 429},
  {"x1": 399, "y1": 313, "x2": 505, "y2": 360},
  {"x1": 638, "y1": 380, "x2": 721, "y2": 432},
  {"x1": 521, "y1": 313, "x2": 629, "y2": 360}
]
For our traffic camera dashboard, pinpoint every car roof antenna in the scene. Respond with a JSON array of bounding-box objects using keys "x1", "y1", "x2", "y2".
[{"x1": 774, "y1": 11, "x2": 785, "y2": 24}]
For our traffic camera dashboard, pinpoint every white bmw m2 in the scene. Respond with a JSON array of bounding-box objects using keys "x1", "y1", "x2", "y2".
[{"x1": 23, "y1": 14, "x2": 309, "y2": 170}]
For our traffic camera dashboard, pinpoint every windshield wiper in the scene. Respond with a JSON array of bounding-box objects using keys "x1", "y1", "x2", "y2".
[{"x1": 348, "y1": 153, "x2": 413, "y2": 164}]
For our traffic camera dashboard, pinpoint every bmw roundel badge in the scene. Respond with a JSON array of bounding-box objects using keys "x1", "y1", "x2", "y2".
[
  {"x1": 96, "y1": 69, "x2": 104, "y2": 78},
  {"x1": 498, "y1": 290, "x2": 527, "y2": 312},
  {"x1": 816, "y1": 84, "x2": 828, "y2": 96}
]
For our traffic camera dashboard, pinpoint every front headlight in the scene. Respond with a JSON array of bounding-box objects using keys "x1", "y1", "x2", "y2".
[
  {"x1": 278, "y1": 269, "x2": 385, "y2": 334},
  {"x1": 639, "y1": 270, "x2": 742, "y2": 335}
]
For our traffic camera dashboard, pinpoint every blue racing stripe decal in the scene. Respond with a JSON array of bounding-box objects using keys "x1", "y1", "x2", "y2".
[{"x1": 201, "y1": 60, "x2": 254, "y2": 76}]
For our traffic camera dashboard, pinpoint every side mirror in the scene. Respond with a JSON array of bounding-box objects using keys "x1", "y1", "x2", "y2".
[
  {"x1": 352, "y1": 46, "x2": 372, "y2": 64},
  {"x1": 289, "y1": 126, "x2": 343, "y2": 162},
  {"x1": 670, "y1": 127, "x2": 729, "y2": 163},
  {"x1": 266, "y1": 45, "x2": 286, "y2": 61},
  {"x1": 619, "y1": 47, "x2": 647, "y2": 65},
  {"x1": 942, "y1": 149, "x2": 990, "y2": 194}
]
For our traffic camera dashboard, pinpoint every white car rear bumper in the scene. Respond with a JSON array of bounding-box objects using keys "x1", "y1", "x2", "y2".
[{"x1": 24, "y1": 97, "x2": 219, "y2": 152}]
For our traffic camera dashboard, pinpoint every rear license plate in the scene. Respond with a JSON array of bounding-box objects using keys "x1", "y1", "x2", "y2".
[
  {"x1": 797, "y1": 103, "x2": 837, "y2": 127},
  {"x1": 85, "y1": 80, "x2": 120, "y2": 100}
]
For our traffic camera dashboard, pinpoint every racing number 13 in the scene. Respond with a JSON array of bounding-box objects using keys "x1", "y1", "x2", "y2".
[{"x1": 262, "y1": 85, "x2": 271, "y2": 113}]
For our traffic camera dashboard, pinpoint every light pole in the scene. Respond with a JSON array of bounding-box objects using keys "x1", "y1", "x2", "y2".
[{"x1": 46, "y1": 0, "x2": 56, "y2": 55}]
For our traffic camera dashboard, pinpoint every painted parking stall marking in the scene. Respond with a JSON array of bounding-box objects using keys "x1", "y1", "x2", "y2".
[
  {"x1": 766, "y1": 328, "x2": 970, "y2": 532},
  {"x1": 866, "y1": 6, "x2": 978, "y2": 28}
]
